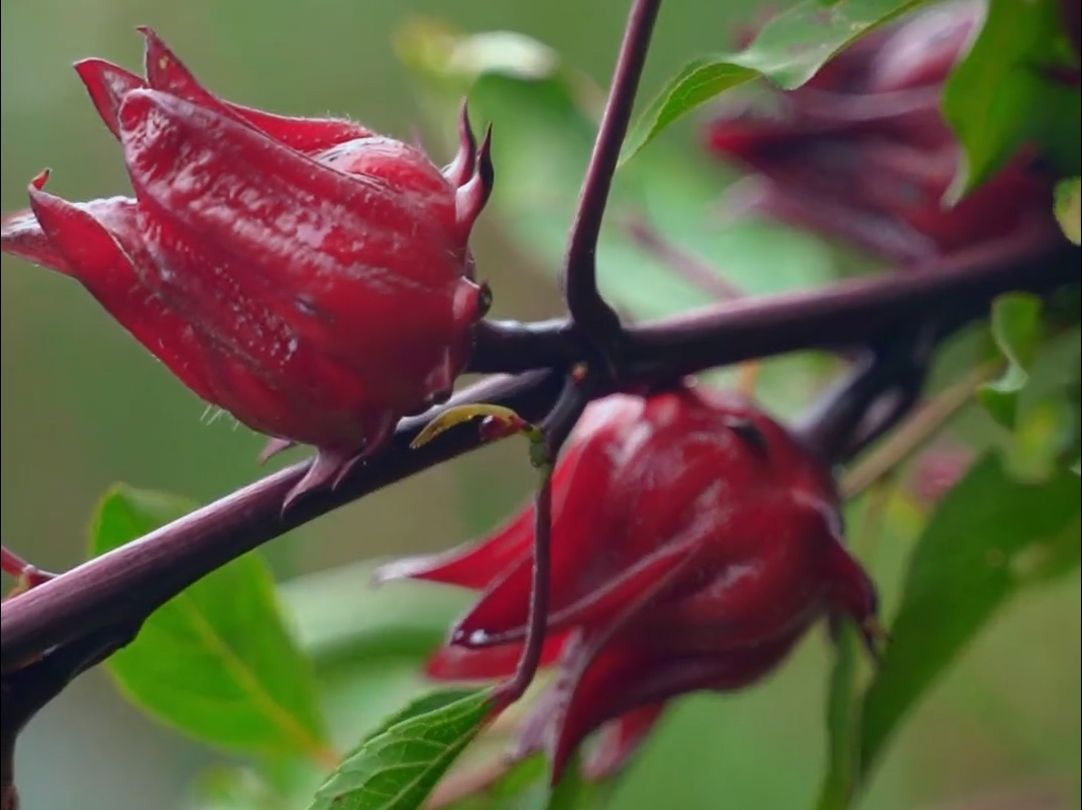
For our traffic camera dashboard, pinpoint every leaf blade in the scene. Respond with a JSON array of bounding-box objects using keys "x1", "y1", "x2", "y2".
[
  {"x1": 1054, "y1": 177, "x2": 1081, "y2": 245},
  {"x1": 942, "y1": 0, "x2": 1082, "y2": 198},
  {"x1": 978, "y1": 293, "x2": 1043, "y2": 429},
  {"x1": 859, "y1": 455, "x2": 1081, "y2": 775},
  {"x1": 90, "y1": 484, "x2": 332, "y2": 764},
  {"x1": 307, "y1": 689, "x2": 491, "y2": 810},
  {"x1": 622, "y1": 0, "x2": 926, "y2": 161}
]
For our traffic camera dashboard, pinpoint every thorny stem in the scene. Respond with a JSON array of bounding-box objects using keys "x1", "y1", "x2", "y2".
[
  {"x1": 563, "y1": 0, "x2": 662, "y2": 359},
  {"x1": 2, "y1": 237, "x2": 1076, "y2": 672},
  {"x1": 0, "y1": 370, "x2": 563, "y2": 670},
  {"x1": 469, "y1": 222, "x2": 1072, "y2": 375},
  {"x1": 0, "y1": 0, "x2": 1079, "y2": 788}
]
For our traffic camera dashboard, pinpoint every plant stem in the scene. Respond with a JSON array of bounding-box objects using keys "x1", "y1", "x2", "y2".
[
  {"x1": 0, "y1": 371, "x2": 563, "y2": 670},
  {"x1": 563, "y1": 0, "x2": 662, "y2": 357},
  {"x1": 470, "y1": 224, "x2": 1074, "y2": 376},
  {"x1": 840, "y1": 363, "x2": 997, "y2": 498}
]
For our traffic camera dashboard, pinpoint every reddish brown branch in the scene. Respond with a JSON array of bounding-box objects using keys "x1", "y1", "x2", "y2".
[
  {"x1": 563, "y1": 0, "x2": 662, "y2": 356},
  {"x1": 2, "y1": 231, "x2": 1075, "y2": 672},
  {"x1": 3, "y1": 226, "x2": 1077, "y2": 671},
  {"x1": 471, "y1": 222, "x2": 1074, "y2": 376},
  {"x1": 0, "y1": 371, "x2": 562, "y2": 670},
  {"x1": 1, "y1": 1, "x2": 1079, "y2": 791}
]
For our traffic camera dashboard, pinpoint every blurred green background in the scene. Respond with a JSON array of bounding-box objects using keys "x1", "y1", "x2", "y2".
[{"x1": 1, "y1": 1, "x2": 1078, "y2": 808}]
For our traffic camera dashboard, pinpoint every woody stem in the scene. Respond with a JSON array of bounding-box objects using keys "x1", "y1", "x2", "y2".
[{"x1": 563, "y1": 0, "x2": 662, "y2": 360}]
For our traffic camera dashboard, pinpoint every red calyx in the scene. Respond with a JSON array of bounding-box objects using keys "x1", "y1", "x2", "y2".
[
  {"x1": 376, "y1": 386, "x2": 878, "y2": 782},
  {"x1": 1, "y1": 29, "x2": 496, "y2": 506},
  {"x1": 706, "y1": 3, "x2": 1056, "y2": 264}
]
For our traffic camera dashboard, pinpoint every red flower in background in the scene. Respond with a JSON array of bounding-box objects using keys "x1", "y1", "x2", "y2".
[
  {"x1": 1, "y1": 29, "x2": 493, "y2": 503},
  {"x1": 708, "y1": 2, "x2": 1054, "y2": 263},
  {"x1": 377, "y1": 388, "x2": 879, "y2": 780}
]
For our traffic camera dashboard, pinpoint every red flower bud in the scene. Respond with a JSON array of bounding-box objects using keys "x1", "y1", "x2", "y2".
[
  {"x1": 377, "y1": 387, "x2": 878, "y2": 780},
  {"x1": 1, "y1": 29, "x2": 493, "y2": 503},
  {"x1": 707, "y1": 3, "x2": 1054, "y2": 263}
]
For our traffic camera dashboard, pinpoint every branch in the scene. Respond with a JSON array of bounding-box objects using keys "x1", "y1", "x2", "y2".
[
  {"x1": 622, "y1": 222, "x2": 1073, "y2": 378},
  {"x1": 0, "y1": 370, "x2": 563, "y2": 670},
  {"x1": 2, "y1": 622, "x2": 137, "y2": 808},
  {"x1": 840, "y1": 362, "x2": 996, "y2": 498},
  {"x1": 563, "y1": 0, "x2": 662, "y2": 356},
  {"x1": 472, "y1": 223, "x2": 1075, "y2": 376},
  {"x1": 5, "y1": 228, "x2": 1076, "y2": 670}
]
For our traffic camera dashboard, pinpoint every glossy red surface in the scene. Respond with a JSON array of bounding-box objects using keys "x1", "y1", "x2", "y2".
[
  {"x1": 1, "y1": 29, "x2": 490, "y2": 502},
  {"x1": 378, "y1": 386, "x2": 878, "y2": 779},
  {"x1": 706, "y1": 3, "x2": 1054, "y2": 264}
]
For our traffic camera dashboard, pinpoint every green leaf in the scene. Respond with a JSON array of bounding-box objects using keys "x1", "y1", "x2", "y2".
[
  {"x1": 90, "y1": 485, "x2": 332, "y2": 764},
  {"x1": 281, "y1": 560, "x2": 469, "y2": 669},
  {"x1": 186, "y1": 766, "x2": 287, "y2": 810},
  {"x1": 814, "y1": 623, "x2": 860, "y2": 810},
  {"x1": 978, "y1": 293, "x2": 1043, "y2": 429},
  {"x1": 436, "y1": 756, "x2": 550, "y2": 810},
  {"x1": 399, "y1": 24, "x2": 840, "y2": 419},
  {"x1": 622, "y1": 0, "x2": 926, "y2": 161},
  {"x1": 859, "y1": 454, "x2": 1081, "y2": 776},
  {"x1": 1054, "y1": 177, "x2": 1081, "y2": 245},
  {"x1": 308, "y1": 689, "x2": 491, "y2": 810},
  {"x1": 399, "y1": 23, "x2": 837, "y2": 317},
  {"x1": 943, "y1": 0, "x2": 1082, "y2": 198}
]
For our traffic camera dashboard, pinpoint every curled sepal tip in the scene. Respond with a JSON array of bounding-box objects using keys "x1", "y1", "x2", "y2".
[
  {"x1": 410, "y1": 403, "x2": 531, "y2": 450},
  {"x1": 29, "y1": 169, "x2": 51, "y2": 192},
  {"x1": 443, "y1": 100, "x2": 478, "y2": 188},
  {"x1": 455, "y1": 124, "x2": 494, "y2": 237}
]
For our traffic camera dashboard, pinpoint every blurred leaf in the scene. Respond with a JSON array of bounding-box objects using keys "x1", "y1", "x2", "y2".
[
  {"x1": 814, "y1": 623, "x2": 860, "y2": 810},
  {"x1": 399, "y1": 23, "x2": 839, "y2": 419},
  {"x1": 859, "y1": 454, "x2": 1081, "y2": 775},
  {"x1": 90, "y1": 485, "x2": 332, "y2": 764},
  {"x1": 1054, "y1": 177, "x2": 1081, "y2": 244},
  {"x1": 308, "y1": 688, "x2": 490, "y2": 810},
  {"x1": 185, "y1": 766, "x2": 286, "y2": 810},
  {"x1": 546, "y1": 756, "x2": 617, "y2": 810},
  {"x1": 1004, "y1": 392, "x2": 1080, "y2": 481},
  {"x1": 440, "y1": 750, "x2": 618, "y2": 810},
  {"x1": 280, "y1": 560, "x2": 468, "y2": 670},
  {"x1": 441, "y1": 756, "x2": 550, "y2": 810},
  {"x1": 978, "y1": 293, "x2": 1043, "y2": 428},
  {"x1": 943, "y1": 0, "x2": 1082, "y2": 199},
  {"x1": 399, "y1": 22, "x2": 837, "y2": 317},
  {"x1": 622, "y1": 0, "x2": 926, "y2": 161}
]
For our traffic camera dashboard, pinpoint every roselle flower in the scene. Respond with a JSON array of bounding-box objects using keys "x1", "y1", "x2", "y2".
[
  {"x1": 376, "y1": 387, "x2": 879, "y2": 780},
  {"x1": 1, "y1": 29, "x2": 493, "y2": 502},
  {"x1": 708, "y1": 3, "x2": 1054, "y2": 263}
]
